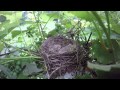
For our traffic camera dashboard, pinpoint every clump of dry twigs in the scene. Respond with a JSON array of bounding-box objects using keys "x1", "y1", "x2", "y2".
[{"x1": 40, "y1": 35, "x2": 91, "y2": 79}]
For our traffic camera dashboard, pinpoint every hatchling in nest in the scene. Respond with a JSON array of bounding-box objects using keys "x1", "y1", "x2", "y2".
[{"x1": 40, "y1": 35, "x2": 97, "y2": 79}]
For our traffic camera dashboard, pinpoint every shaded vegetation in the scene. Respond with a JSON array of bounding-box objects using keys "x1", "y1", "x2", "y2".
[{"x1": 0, "y1": 11, "x2": 120, "y2": 79}]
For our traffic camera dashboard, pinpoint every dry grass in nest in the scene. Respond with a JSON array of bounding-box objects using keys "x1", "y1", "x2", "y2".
[{"x1": 40, "y1": 35, "x2": 88, "y2": 79}]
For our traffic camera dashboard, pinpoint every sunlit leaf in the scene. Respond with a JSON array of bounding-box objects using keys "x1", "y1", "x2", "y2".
[
  {"x1": 12, "y1": 31, "x2": 21, "y2": 38},
  {"x1": 47, "y1": 12, "x2": 59, "y2": 18},
  {"x1": 0, "y1": 22, "x2": 20, "y2": 40},
  {"x1": 0, "y1": 20, "x2": 10, "y2": 28},
  {"x1": 0, "y1": 27, "x2": 16, "y2": 40},
  {"x1": 18, "y1": 37, "x2": 23, "y2": 42},
  {"x1": 69, "y1": 11, "x2": 95, "y2": 21}
]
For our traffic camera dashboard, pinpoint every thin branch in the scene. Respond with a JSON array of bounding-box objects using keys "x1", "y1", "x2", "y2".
[
  {"x1": 49, "y1": 66, "x2": 63, "y2": 79},
  {"x1": 86, "y1": 32, "x2": 92, "y2": 45},
  {"x1": 0, "y1": 51, "x2": 16, "y2": 56}
]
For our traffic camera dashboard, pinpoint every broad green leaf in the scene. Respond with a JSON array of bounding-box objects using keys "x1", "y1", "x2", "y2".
[
  {"x1": 91, "y1": 12, "x2": 109, "y2": 40},
  {"x1": 18, "y1": 37, "x2": 23, "y2": 42},
  {"x1": 91, "y1": 40, "x2": 115, "y2": 64},
  {"x1": 40, "y1": 13, "x2": 50, "y2": 22},
  {"x1": 0, "y1": 42, "x2": 4, "y2": 51},
  {"x1": 47, "y1": 29, "x2": 59, "y2": 37},
  {"x1": 0, "y1": 64, "x2": 16, "y2": 79},
  {"x1": 3, "y1": 21, "x2": 19, "y2": 30},
  {"x1": 0, "y1": 20, "x2": 10, "y2": 28},
  {"x1": 0, "y1": 22, "x2": 20, "y2": 40},
  {"x1": 0, "y1": 27, "x2": 16, "y2": 40},
  {"x1": 110, "y1": 31, "x2": 120, "y2": 40},
  {"x1": 23, "y1": 21, "x2": 36, "y2": 24},
  {"x1": 111, "y1": 39, "x2": 120, "y2": 61},
  {"x1": 69, "y1": 11, "x2": 95, "y2": 21},
  {"x1": 0, "y1": 29, "x2": 8, "y2": 36},
  {"x1": 6, "y1": 12, "x2": 22, "y2": 23},
  {"x1": 63, "y1": 11, "x2": 74, "y2": 17},
  {"x1": 17, "y1": 74, "x2": 29, "y2": 79},
  {"x1": 65, "y1": 23, "x2": 72, "y2": 28},
  {"x1": 111, "y1": 20, "x2": 120, "y2": 34},
  {"x1": 23, "y1": 62, "x2": 42, "y2": 76},
  {"x1": 11, "y1": 31, "x2": 21, "y2": 38},
  {"x1": 47, "y1": 12, "x2": 59, "y2": 18},
  {"x1": 91, "y1": 39, "x2": 120, "y2": 65}
]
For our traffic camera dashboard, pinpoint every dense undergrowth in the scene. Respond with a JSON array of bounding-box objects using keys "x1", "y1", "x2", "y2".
[{"x1": 0, "y1": 11, "x2": 120, "y2": 79}]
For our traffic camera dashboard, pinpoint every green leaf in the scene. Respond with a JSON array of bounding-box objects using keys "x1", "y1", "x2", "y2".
[
  {"x1": 23, "y1": 21, "x2": 36, "y2": 24},
  {"x1": 18, "y1": 37, "x2": 23, "y2": 42},
  {"x1": 0, "y1": 27, "x2": 15, "y2": 40},
  {"x1": 40, "y1": 13, "x2": 51, "y2": 22},
  {"x1": 92, "y1": 39, "x2": 120, "y2": 65},
  {"x1": 47, "y1": 29, "x2": 58, "y2": 37},
  {"x1": 6, "y1": 12, "x2": 22, "y2": 23},
  {"x1": 47, "y1": 12, "x2": 59, "y2": 19},
  {"x1": 0, "y1": 20, "x2": 10, "y2": 27},
  {"x1": 12, "y1": 31, "x2": 21, "y2": 38},
  {"x1": 0, "y1": 22, "x2": 20, "y2": 40},
  {"x1": 0, "y1": 64, "x2": 16, "y2": 79},
  {"x1": 23, "y1": 62, "x2": 42, "y2": 76},
  {"x1": 91, "y1": 40, "x2": 114, "y2": 64},
  {"x1": 75, "y1": 74, "x2": 91, "y2": 79},
  {"x1": 17, "y1": 74, "x2": 29, "y2": 79},
  {"x1": 111, "y1": 20, "x2": 120, "y2": 34},
  {"x1": 0, "y1": 42, "x2": 4, "y2": 51},
  {"x1": 110, "y1": 31, "x2": 120, "y2": 40},
  {"x1": 91, "y1": 12, "x2": 109, "y2": 40},
  {"x1": 111, "y1": 39, "x2": 120, "y2": 61},
  {"x1": 0, "y1": 30, "x2": 8, "y2": 37},
  {"x1": 69, "y1": 11, "x2": 95, "y2": 21}
]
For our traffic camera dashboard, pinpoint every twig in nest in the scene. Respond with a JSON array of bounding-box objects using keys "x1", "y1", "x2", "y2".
[{"x1": 49, "y1": 65, "x2": 66, "y2": 79}]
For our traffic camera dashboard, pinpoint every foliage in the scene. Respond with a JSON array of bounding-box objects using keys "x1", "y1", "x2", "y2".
[{"x1": 0, "y1": 11, "x2": 120, "y2": 79}]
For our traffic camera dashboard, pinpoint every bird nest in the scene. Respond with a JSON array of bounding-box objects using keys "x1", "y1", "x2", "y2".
[{"x1": 40, "y1": 35, "x2": 88, "y2": 79}]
